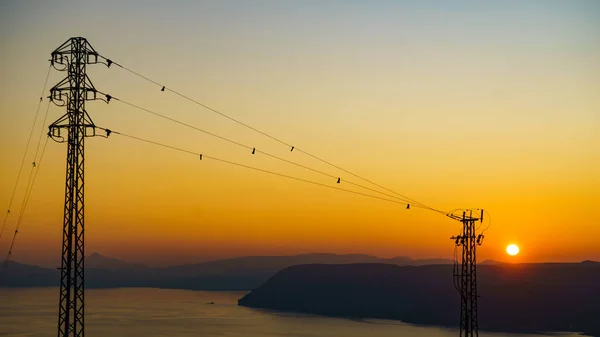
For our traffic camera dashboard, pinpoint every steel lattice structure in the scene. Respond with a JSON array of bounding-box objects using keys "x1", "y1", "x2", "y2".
[
  {"x1": 450, "y1": 210, "x2": 484, "y2": 337},
  {"x1": 48, "y1": 37, "x2": 105, "y2": 337}
]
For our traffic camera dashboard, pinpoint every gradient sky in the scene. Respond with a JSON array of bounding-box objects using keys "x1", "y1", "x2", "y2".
[{"x1": 0, "y1": 0, "x2": 598, "y2": 267}]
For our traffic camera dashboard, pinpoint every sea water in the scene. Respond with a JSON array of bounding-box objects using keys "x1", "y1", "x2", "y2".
[{"x1": 0, "y1": 287, "x2": 587, "y2": 337}]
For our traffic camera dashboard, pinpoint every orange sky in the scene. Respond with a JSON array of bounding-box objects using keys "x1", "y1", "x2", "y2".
[{"x1": 0, "y1": 1, "x2": 599, "y2": 267}]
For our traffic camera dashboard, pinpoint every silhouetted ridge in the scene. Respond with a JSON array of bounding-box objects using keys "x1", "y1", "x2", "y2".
[
  {"x1": 87, "y1": 252, "x2": 147, "y2": 270},
  {"x1": 0, "y1": 253, "x2": 451, "y2": 290},
  {"x1": 238, "y1": 262, "x2": 600, "y2": 336}
]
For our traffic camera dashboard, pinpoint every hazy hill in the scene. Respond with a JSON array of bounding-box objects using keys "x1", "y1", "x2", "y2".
[
  {"x1": 1, "y1": 253, "x2": 452, "y2": 290},
  {"x1": 238, "y1": 262, "x2": 600, "y2": 336},
  {"x1": 1, "y1": 260, "x2": 58, "y2": 286},
  {"x1": 158, "y1": 253, "x2": 452, "y2": 277},
  {"x1": 86, "y1": 252, "x2": 147, "y2": 270}
]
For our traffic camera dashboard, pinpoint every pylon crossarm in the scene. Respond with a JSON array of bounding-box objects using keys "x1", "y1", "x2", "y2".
[{"x1": 49, "y1": 37, "x2": 104, "y2": 337}]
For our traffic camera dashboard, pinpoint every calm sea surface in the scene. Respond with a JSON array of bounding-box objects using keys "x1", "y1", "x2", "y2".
[{"x1": 0, "y1": 287, "x2": 586, "y2": 337}]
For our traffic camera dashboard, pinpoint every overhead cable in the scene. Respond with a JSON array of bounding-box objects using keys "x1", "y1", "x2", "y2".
[
  {"x1": 105, "y1": 95, "x2": 427, "y2": 205},
  {"x1": 96, "y1": 126, "x2": 434, "y2": 211},
  {"x1": 0, "y1": 136, "x2": 50, "y2": 285},
  {"x1": 0, "y1": 65, "x2": 52, "y2": 241},
  {"x1": 98, "y1": 55, "x2": 445, "y2": 214}
]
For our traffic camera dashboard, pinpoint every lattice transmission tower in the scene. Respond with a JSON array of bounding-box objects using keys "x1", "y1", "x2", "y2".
[
  {"x1": 449, "y1": 209, "x2": 485, "y2": 337},
  {"x1": 48, "y1": 37, "x2": 108, "y2": 337}
]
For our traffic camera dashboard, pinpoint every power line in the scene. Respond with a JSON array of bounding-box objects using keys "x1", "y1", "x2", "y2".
[
  {"x1": 7, "y1": 104, "x2": 55, "y2": 239},
  {"x1": 99, "y1": 55, "x2": 445, "y2": 214},
  {"x1": 106, "y1": 95, "x2": 425, "y2": 205},
  {"x1": 0, "y1": 65, "x2": 52, "y2": 241},
  {"x1": 0, "y1": 136, "x2": 50, "y2": 285},
  {"x1": 296, "y1": 148, "x2": 445, "y2": 214},
  {"x1": 112, "y1": 97, "x2": 253, "y2": 150},
  {"x1": 96, "y1": 126, "x2": 434, "y2": 211},
  {"x1": 108, "y1": 61, "x2": 294, "y2": 148},
  {"x1": 33, "y1": 98, "x2": 53, "y2": 163}
]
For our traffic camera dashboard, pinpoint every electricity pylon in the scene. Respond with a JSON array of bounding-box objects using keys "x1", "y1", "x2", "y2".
[
  {"x1": 48, "y1": 37, "x2": 107, "y2": 337},
  {"x1": 449, "y1": 209, "x2": 484, "y2": 337}
]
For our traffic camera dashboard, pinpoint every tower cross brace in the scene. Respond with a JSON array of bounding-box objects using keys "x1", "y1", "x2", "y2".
[
  {"x1": 450, "y1": 209, "x2": 484, "y2": 337},
  {"x1": 48, "y1": 37, "x2": 104, "y2": 337}
]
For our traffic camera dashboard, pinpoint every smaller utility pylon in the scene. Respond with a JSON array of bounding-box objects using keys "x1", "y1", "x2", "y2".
[{"x1": 449, "y1": 209, "x2": 484, "y2": 337}]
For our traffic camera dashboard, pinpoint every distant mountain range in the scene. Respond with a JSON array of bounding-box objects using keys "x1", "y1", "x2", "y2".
[
  {"x1": 239, "y1": 261, "x2": 600, "y2": 336},
  {"x1": 1, "y1": 252, "x2": 454, "y2": 290},
  {"x1": 86, "y1": 252, "x2": 147, "y2": 270}
]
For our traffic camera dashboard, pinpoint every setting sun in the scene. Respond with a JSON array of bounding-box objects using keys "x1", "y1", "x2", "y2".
[{"x1": 506, "y1": 244, "x2": 520, "y2": 256}]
